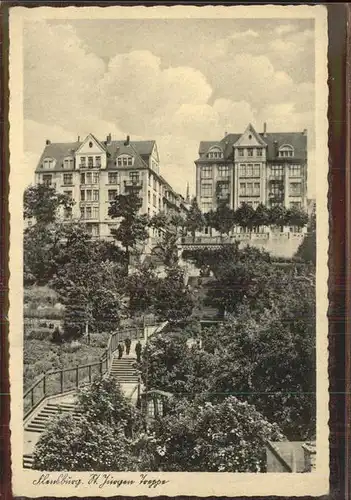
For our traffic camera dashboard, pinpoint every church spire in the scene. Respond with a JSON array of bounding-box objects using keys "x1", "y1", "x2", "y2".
[{"x1": 186, "y1": 182, "x2": 190, "y2": 203}]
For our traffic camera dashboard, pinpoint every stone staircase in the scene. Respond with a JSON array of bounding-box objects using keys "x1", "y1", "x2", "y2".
[
  {"x1": 23, "y1": 400, "x2": 81, "y2": 469},
  {"x1": 109, "y1": 356, "x2": 139, "y2": 383}
]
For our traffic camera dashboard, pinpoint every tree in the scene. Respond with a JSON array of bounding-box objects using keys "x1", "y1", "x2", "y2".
[
  {"x1": 32, "y1": 377, "x2": 144, "y2": 471},
  {"x1": 153, "y1": 266, "x2": 194, "y2": 323},
  {"x1": 233, "y1": 202, "x2": 255, "y2": 231},
  {"x1": 269, "y1": 204, "x2": 287, "y2": 231},
  {"x1": 185, "y1": 198, "x2": 205, "y2": 241},
  {"x1": 108, "y1": 191, "x2": 150, "y2": 274},
  {"x1": 252, "y1": 203, "x2": 270, "y2": 230},
  {"x1": 127, "y1": 262, "x2": 160, "y2": 316},
  {"x1": 211, "y1": 201, "x2": 235, "y2": 237},
  {"x1": 285, "y1": 206, "x2": 309, "y2": 228},
  {"x1": 24, "y1": 184, "x2": 74, "y2": 225},
  {"x1": 150, "y1": 211, "x2": 183, "y2": 268},
  {"x1": 148, "y1": 396, "x2": 284, "y2": 472},
  {"x1": 295, "y1": 210, "x2": 316, "y2": 264}
]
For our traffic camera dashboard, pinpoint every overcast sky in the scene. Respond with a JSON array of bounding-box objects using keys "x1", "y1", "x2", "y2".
[{"x1": 23, "y1": 17, "x2": 315, "y2": 197}]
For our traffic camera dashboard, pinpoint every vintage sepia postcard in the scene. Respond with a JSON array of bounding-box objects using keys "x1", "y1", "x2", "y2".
[{"x1": 9, "y1": 4, "x2": 329, "y2": 497}]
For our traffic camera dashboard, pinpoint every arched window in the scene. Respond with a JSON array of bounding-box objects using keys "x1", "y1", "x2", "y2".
[
  {"x1": 116, "y1": 154, "x2": 134, "y2": 167},
  {"x1": 207, "y1": 147, "x2": 223, "y2": 159},
  {"x1": 41, "y1": 157, "x2": 56, "y2": 169},
  {"x1": 278, "y1": 144, "x2": 294, "y2": 158}
]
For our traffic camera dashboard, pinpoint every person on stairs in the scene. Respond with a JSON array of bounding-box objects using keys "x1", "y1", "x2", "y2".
[
  {"x1": 124, "y1": 337, "x2": 131, "y2": 356},
  {"x1": 117, "y1": 342, "x2": 124, "y2": 359},
  {"x1": 135, "y1": 340, "x2": 142, "y2": 363}
]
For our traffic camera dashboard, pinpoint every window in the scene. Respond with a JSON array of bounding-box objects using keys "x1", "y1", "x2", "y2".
[
  {"x1": 92, "y1": 206, "x2": 99, "y2": 219},
  {"x1": 270, "y1": 165, "x2": 284, "y2": 178},
  {"x1": 289, "y1": 165, "x2": 301, "y2": 177},
  {"x1": 85, "y1": 207, "x2": 92, "y2": 219},
  {"x1": 153, "y1": 194, "x2": 157, "y2": 207},
  {"x1": 91, "y1": 224, "x2": 99, "y2": 237},
  {"x1": 239, "y1": 182, "x2": 260, "y2": 196},
  {"x1": 86, "y1": 172, "x2": 92, "y2": 184},
  {"x1": 93, "y1": 172, "x2": 99, "y2": 184},
  {"x1": 43, "y1": 158, "x2": 55, "y2": 169},
  {"x1": 218, "y1": 165, "x2": 229, "y2": 177},
  {"x1": 63, "y1": 158, "x2": 74, "y2": 169},
  {"x1": 247, "y1": 148, "x2": 253, "y2": 157},
  {"x1": 207, "y1": 147, "x2": 223, "y2": 159},
  {"x1": 201, "y1": 201, "x2": 212, "y2": 213},
  {"x1": 159, "y1": 198, "x2": 162, "y2": 208},
  {"x1": 80, "y1": 157, "x2": 86, "y2": 168},
  {"x1": 108, "y1": 172, "x2": 118, "y2": 184},
  {"x1": 63, "y1": 190, "x2": 72, "y2": 199},
  {"x1": 148, "y1": 174, "x2": 152, "y2": 187},
  {"x1": 257, "y1": 149, "x2": 262, "y2": 157},
  {"x1": 217, "y1": 181, "x2": 230, "y2": 199},
  {"x1": 64, "y1": 207, "x2": 72, "y2": 220},
  {"x1": 290, "y1": 201, "x2": 302, "y2": 209},
  {"x1": 153, "y1": 177, "x2": 157, "y2": 190},
  {"x1": 80, "y1": 207, "x2": 85, "y2": 219},
  {"x1": 253, "y1": 164, "x2": 260, "y2": 177},
  {"x1": 86, "y1": 190, "x2": 92, "y2": 201},
  {"x1": 279, "y1": 144, "x2": 294, "y2": 157},
  {"x1": 63, "y1": 173, "x2": 73, "y2": 185},
  {"x1": 148, "y1": 191, "x2": 151, "y2": 203},
  {"x1": 117, "y1": 155, "x2": 133, "y2": 167},
  {"x1": 129, "y1": 171, "x2": 140, "y2": 184},
  {"x1": 290, "y1": 182, "x2": 302, "y2": 196},
  {"x1": 108, "y1": 189, "x2": 118, "y2": 201},
  {"x1": 95, "y1": 156, "x2": 101, "y2": 167},
  {"x1": 201, "y1": 166, "x2": 212, "y2": 178},
  {"x1": 239, "y1": 164, "x2": 246, "y2": 177},
  {"x1": 270, "y1": 182, "x2": 283, "y2": 197},
  {"x1": 201, "y1": 181, "x2": 212, "y2": 198},
  {"x1": 80, "y1": 173, "x2": 85, "y2": 184},
  {"x1": 93, "y1": 190, "x2": 99, "y2": 201},
  {"x1": 238, "y1": 149, "x2": 244, "y2": 157},
  {"x1": 42, "y1": 174, "x2": 53, "y2": 186},
  {"x1": 88, "y1": 156, "x2": 93, "y2": 168}
]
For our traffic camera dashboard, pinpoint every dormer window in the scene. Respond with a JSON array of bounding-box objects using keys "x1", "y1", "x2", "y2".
[
  {"x1": 207, "y1": 147, "x2": 223, "y2": 159},
  {"x1": 42, "y1": 158, "x2": 55, "y2": 169},
  {"x1": 117, "y1": 154, "x2": 134, "y2": 167},
  {"x1": 278, "y1": 144, "x2": 294, "y2": 158},
  {"x1": 63, "y1": 157, "x2": 74, "y2": 169}
]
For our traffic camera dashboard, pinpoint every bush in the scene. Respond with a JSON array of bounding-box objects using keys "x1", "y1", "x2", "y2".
[
  {"x1": 51, "y1": 327, "x2": 62, "y2": 344},
  {"x1": 26, "y1": 328, "x2": 53, "y2": 340}
]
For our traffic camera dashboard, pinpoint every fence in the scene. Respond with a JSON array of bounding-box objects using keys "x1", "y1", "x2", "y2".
[{"x1": 23, "y1": 326, "x2": 144, "y2": 420}]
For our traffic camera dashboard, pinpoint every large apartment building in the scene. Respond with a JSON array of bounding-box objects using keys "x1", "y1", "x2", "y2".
[
  {"x1": 35, "y1": 133, "x2": 186, "y2": 238},
  {"x1": 195, "y1": 123, "x2": 308, "y2": 214}
]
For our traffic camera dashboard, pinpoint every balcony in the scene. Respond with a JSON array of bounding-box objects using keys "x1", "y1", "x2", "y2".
[{"x1": 124, "y1": 179, "x2": 143, "y2": 189}]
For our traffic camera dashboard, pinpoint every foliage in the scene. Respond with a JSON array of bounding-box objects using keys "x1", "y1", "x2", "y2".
[
  {"x1": 252, "y1": 203, "x2": 270, "y2": 228},
  {"x1": 269, "y1": 205, "x2": 287, "y2": 230},
  {"x1": 24, "y1": 184, "x2": 74, "y2": 225},
  {"x1": 77, "y1": 377, "x2": 144, "y2": 437},
  {"x1": 32, "y1": 377, "x2": 145, "y2": 471},
  {"x1": 108, "y1": 191, "x2": 149, "y2": 273},
  {"x1": 285, "y1": 206, "x2": 309, "y2": 228},
  {"x1": 153, "y1": 266, "x2": 194, "y2": 323},
  {"x1": 185, "y1": 198, "x2": 205, "y2": 239},
  {"x1": 127, "y1": 263, "x2": 160, "y2": 316},
  {"x1": 233, "y1": 202, "x2": 255, "y2": 230},
  {"x1": 147, "y1": 396, "x2": 284, "y2": 472},
  {"x1": 295, "y1": 210, "x2": 316, "y2": 265},
  {"x1": 210, "y1": 201, "x2": 235, "y2": 236},
  {"x1": 32, "y1": 414, "x2": 134, "y2": 471}
]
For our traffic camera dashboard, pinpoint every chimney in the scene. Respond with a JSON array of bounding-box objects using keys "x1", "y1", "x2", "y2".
[
  {"x1": 263, "y1": 122, "x2": 267, "y2": 137},
  {"x1": 46, "y1": 139, "x2": 51, "y2": 145},
  {"x1": 302, "y1": 128, "x2": 307, "y2": 136},
  {"x1": 106, "y1": 133, "x2": 112, "y2": 144},
  {"x1": 273, "y1": 140, "x2": 278, "y2": 156},
  {"x1": 78, "y1": 136, "x2": 80, "y2": 142},
  {"x1": 124, "y1": 135, "x2": 130, "y2": 146}
]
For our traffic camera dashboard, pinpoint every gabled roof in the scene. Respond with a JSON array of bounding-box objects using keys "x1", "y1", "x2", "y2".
[
  {"x1": 37, "y1": 141, "x2": 81, "y2": 171},
  {"x1": 233, "y1": 123, "x2": 267, "y2": 147},
  {"x1": 36, "y1": 137, "x2": 156, "y2": 172},
  {"x1": 260, "y1": 132, "x2": 307, "y2": 160},
  {"x1": 196, "y1": 128, "x2": 307, "y2": 163}
]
